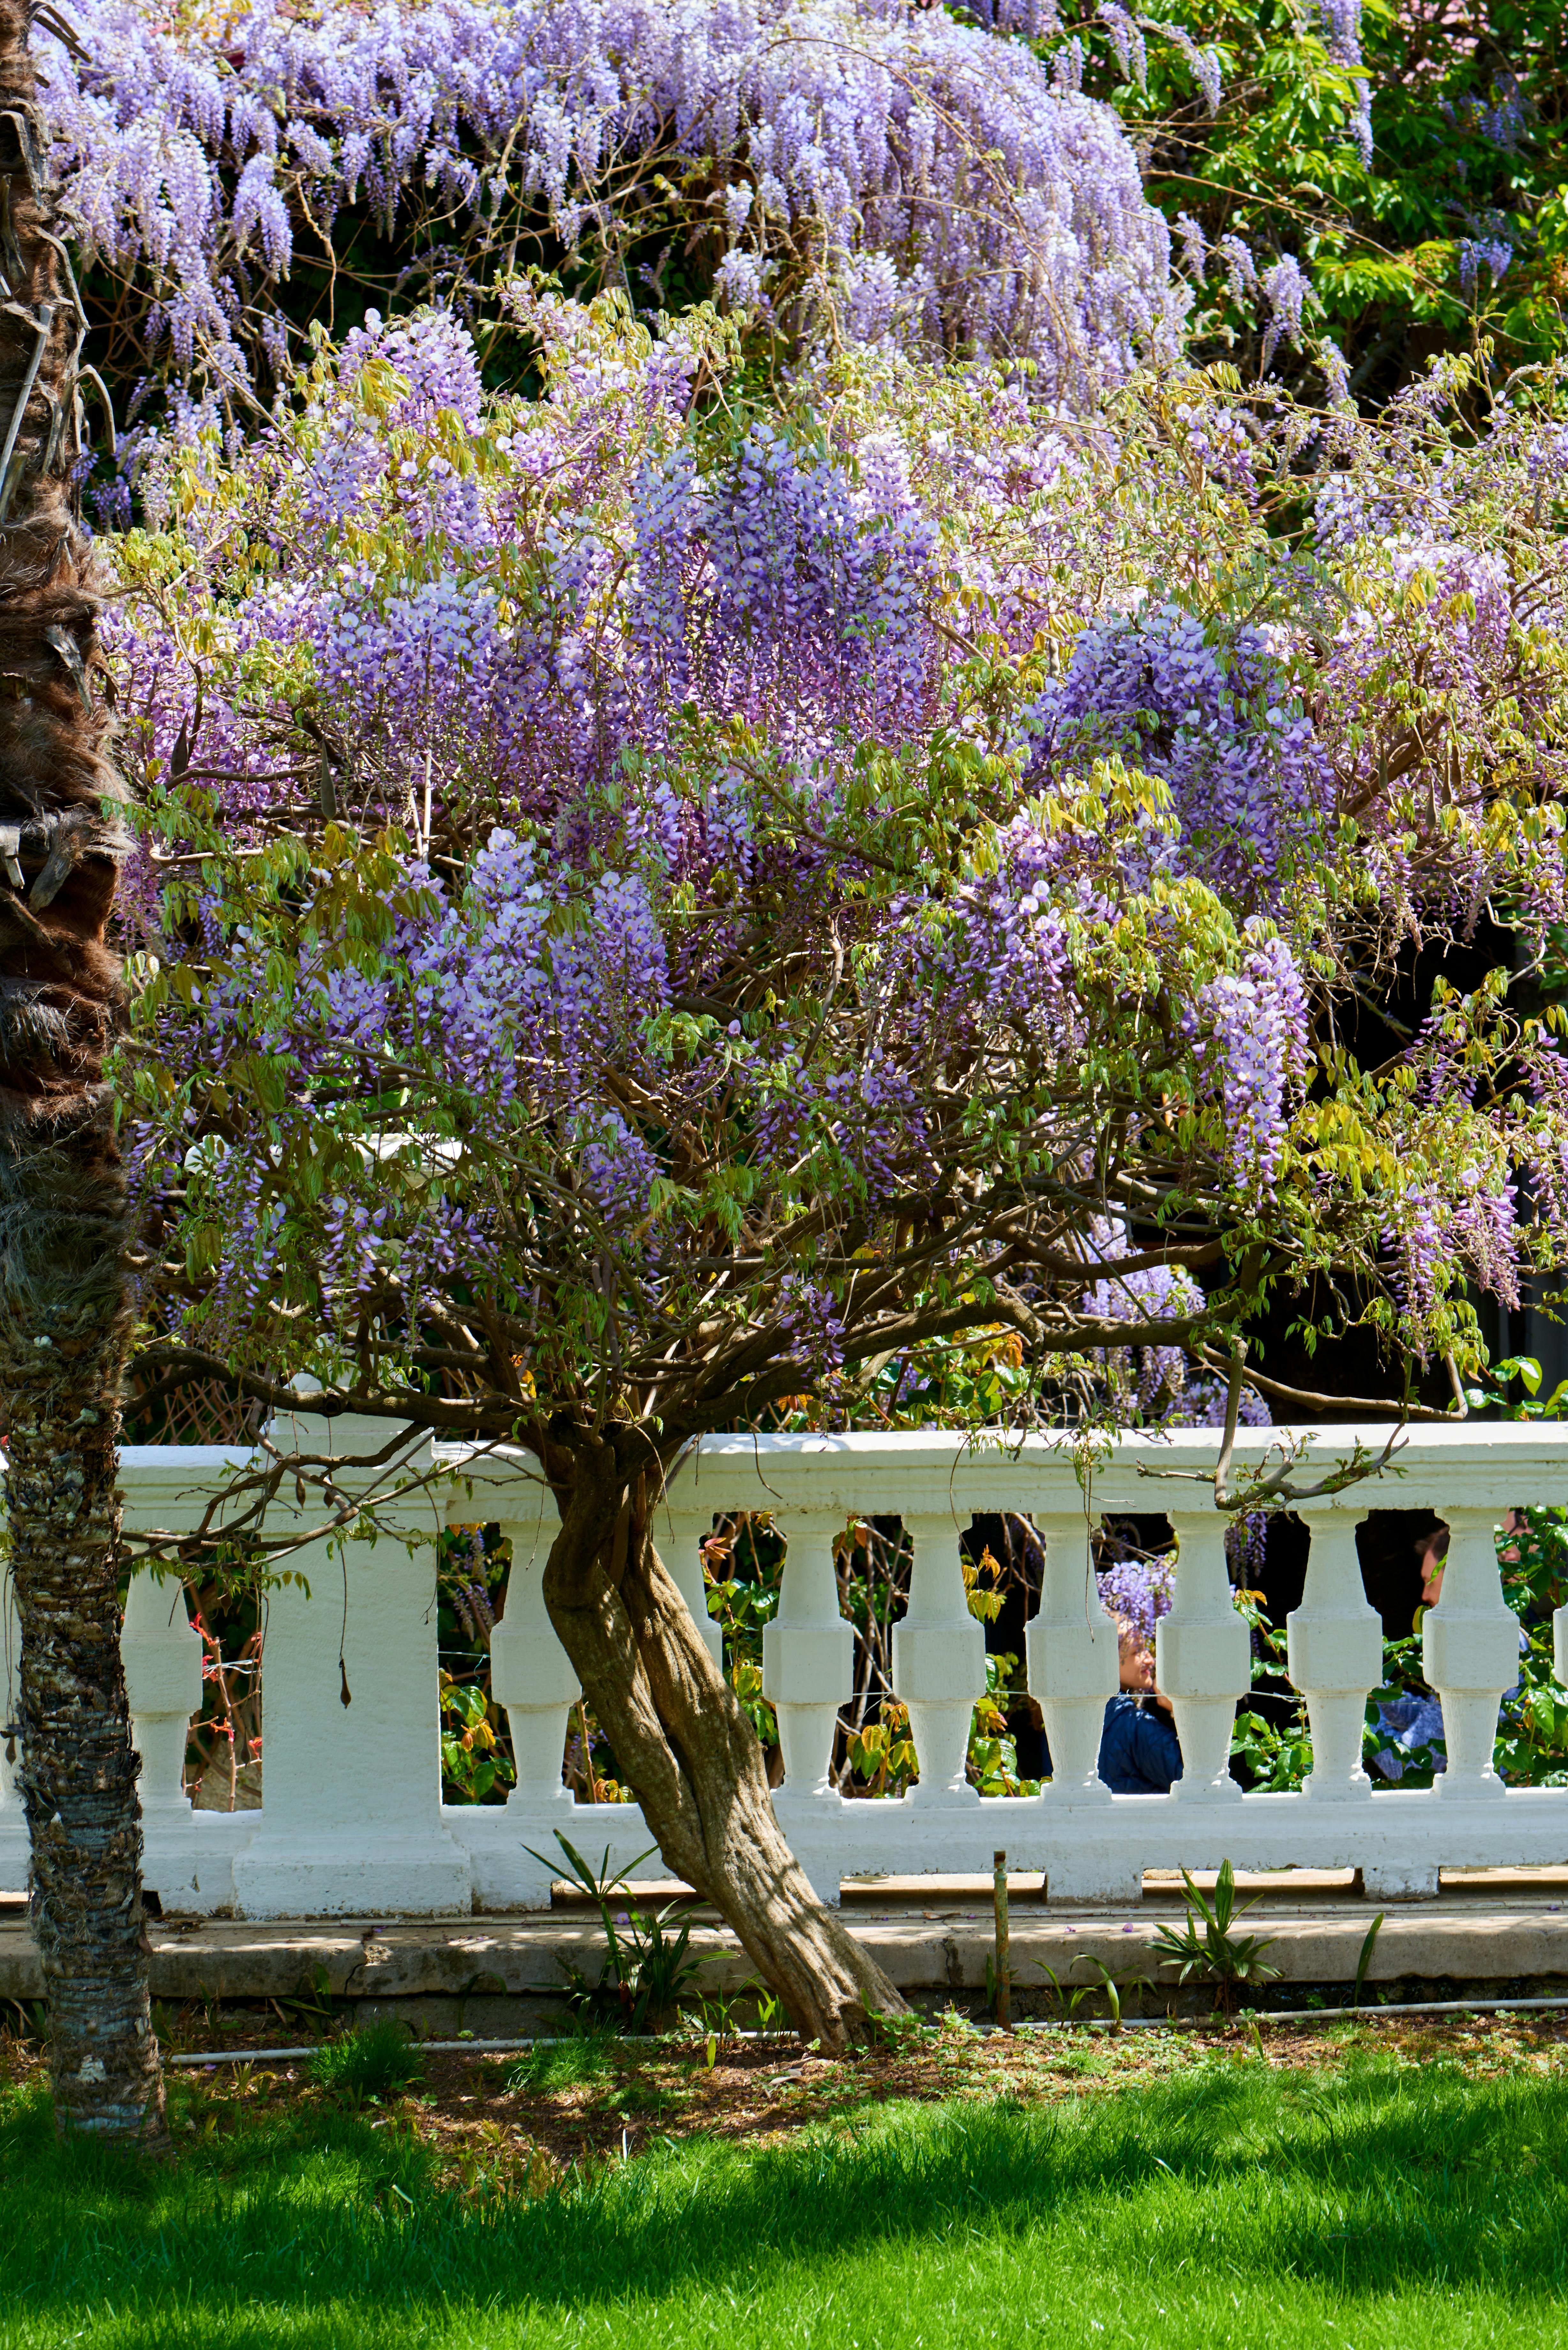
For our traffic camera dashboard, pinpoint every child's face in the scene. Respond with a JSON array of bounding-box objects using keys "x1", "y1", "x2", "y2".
[
  {"x1": 1419, "y1": 1536, "x2": 1446, "y2": 1610},
  {"x1": 1119, "y1": 1629, "x2": 1155, "y2": 1691}
]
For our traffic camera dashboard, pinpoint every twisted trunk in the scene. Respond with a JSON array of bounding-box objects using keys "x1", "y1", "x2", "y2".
[
  {"x1": 0, "y1": 2, "x2": 164, "y2": 2140},
  {"x1": 543, "y1": 1442, "x2": 907, "y2": 2050}
]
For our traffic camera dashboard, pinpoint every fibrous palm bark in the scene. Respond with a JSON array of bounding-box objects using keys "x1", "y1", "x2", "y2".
[{"x1": 0, "y1": 0, "x2": 164, "y2": 2141}]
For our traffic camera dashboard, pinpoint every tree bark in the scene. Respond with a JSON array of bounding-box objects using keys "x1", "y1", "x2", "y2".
[
  {"x1": 542, "y1": 1442, "x2": 908, "y2": 2051},
  {"x1": 0, "y1": 2, "x2": 165, "y2": 2141}
]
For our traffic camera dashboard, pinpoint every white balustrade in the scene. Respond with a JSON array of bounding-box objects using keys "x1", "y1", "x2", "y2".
[
  {"x1": 1026, "y1": 1509, "x2": 1134, "y2": 1899},
  {"x1": 121, "y1": 1569, "x2": 204, "y2": 1907},
  {"x1": 489, "y1": 1492, "x2": 576, "y2": 1810},
  {"x1": 113, "y1": 1443, "x2": 260, "y2": 1913},
  {"x1": 1157, "y1": 1511, "x2": 1251, "y2": 1802},
  {"x1": 1287, "y1": 1510, "x2": 1383, "y2": 1803},
  {"x1": 122, "y1": 1568, "x2": 203, "y2": 1821},
  {"x1": 1025, "y1": 1510, "x2": 1118, "y2": 1802},
  {"x1": 893, "y1": 1514, "x2": 986, "y2": 1805},
  {"x1": 4, "y1": 1421, "x2": 1568, "y2": 1917},
  {"x1": 446, "y1": 1452, "x2": 652, "y2": 1908},
  {"x1": 1422, "y1": 1507, "x2": 1522, "y2": 1801},
  {"x1": 1281, "y1": 1511, "x2": 1438, "y2": 1900},
  {"x1": 763, "y1": 1508, "x2": 854, "y2": 1801},
  {"x1": 228, "y1": 1413, "x2": 471, "y2": 1916}
]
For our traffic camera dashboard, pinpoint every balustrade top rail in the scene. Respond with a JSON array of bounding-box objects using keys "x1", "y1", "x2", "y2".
[
  {"x1": 439, "y1": 1420, "x2": 1568, "y2": 1521},
  {"x1": 4, "y1": 1419, "x2": 1568, "y2": 1920}
]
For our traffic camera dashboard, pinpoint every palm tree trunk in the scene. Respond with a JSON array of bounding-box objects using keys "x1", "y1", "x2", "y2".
[{"x1": 0, "y1": 0, "x2": 165, "y2": 2142}]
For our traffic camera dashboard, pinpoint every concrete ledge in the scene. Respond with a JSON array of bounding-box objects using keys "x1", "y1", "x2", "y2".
[{"x1": 4, "y1": 1882, "x2": 1568, "y2": 2007}]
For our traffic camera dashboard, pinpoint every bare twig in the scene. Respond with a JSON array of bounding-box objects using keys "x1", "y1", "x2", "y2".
[{"x1": 1139, "y1": 1342, "x2": 1408, "y2": 1511}]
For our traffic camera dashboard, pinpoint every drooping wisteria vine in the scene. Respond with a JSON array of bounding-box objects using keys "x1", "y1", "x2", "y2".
[{"x1": 40, "y1": 0, "x2": 1311, "y2": 404}]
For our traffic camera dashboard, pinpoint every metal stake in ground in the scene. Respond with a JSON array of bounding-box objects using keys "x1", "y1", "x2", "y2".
[{"x1": 993, "y1": 1850, "x2": 1010, "y2": 2029}]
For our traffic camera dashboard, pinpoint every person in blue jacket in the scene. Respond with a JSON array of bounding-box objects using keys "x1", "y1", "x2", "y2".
[{"x1": 1097, "y1": 1617, "x2": 1183, "y2": 1793}]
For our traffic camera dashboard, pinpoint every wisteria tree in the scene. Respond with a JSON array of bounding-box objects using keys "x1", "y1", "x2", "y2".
[
  {"x1": 0, "y1": 0, "x2": 1260, "y2": 2102},
  {"x1": 102, "y1": 281, "x2": 1568, "y2": 2042},
  {"x1": 8, "y1": 0, "x2": 1568, "y2": 2082}
]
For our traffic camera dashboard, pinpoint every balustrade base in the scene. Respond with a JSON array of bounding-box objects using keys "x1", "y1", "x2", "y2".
[
  {"x1": 0, "y1": 1809, "x2": 255, "y2": 1917},
  {"x1": 1038, "y1": 1780, "x2": 1115, "y2": 1809},
  {"x1": 140, "y1": 1811, "x2": 226, "y2": 1915},
  {"x1": 643, "y1": 1786, "x2": 1568, "y2": 1917},
  {"x1": 449, "y1": 1799, "x2": 654, "y2": 1911},
  {"x1": 1435, "y1": 1772, "x2": 1509, "y2": 1803},
  {"x1": 1168, "y1": 1777, "x2": 1245, "y2": 1805},
  {"x1": 233, "y1": 1827, "x2": 473, "y2": 1919},
  {"x1": 1299, "y1": 1774, "x2": 1374, "y2": 1804},
  {"x1": 12, "y1": 1794, "x2": 1568, "y2": 1925}
]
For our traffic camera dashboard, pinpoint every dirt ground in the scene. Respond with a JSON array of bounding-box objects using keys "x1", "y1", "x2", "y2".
[{"x1": 8, "y1": 2007, "x2": 1568, "y2": 2198}]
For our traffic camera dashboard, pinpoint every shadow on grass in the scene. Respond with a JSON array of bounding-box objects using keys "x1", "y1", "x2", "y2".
[{"x1": 2, "y1": 2051, "x2": 1567, "y2": 2327}]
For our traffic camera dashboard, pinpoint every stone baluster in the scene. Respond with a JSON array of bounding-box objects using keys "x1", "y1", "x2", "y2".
[
  {"x1": 1157, "y1": 1513, "x2": 1250, "y2": 1802},
  {"x1": 119, "y1": 1565, "x2": 205, "y2": 1909},
  {"x1": 892, "y1": 1514, "x2": 986, "y2": 1805},
  {"x1": 1025, "y1": 1511, "x2": 1117, "y2": 1802},
  {"x1": 1286, "y1": 1511, "x2": 1382, "y2": 1801},
  {"x1": 121, "y1": 1566, "x2": 203, "y2": 1821},
  {"x1": 653, "y1": 1503, "x2": 724, "y2": 1672},
  {"x1": 762, "y1": 1509, "x2": 852, "y2": 1799},
  {"x1": 1424, "y1": 1507, "x2": 1519, "y2": 1800},
  {"x1": 491, "y1": 1495, "x2": 578, "y2": 1809}
]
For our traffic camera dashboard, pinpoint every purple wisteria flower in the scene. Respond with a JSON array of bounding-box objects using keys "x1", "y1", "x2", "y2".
[
  {"x1": 1459, "y1": 237, "x2": 1513, "y2": 299},
  {"x1": 1029, "y1": 604, "x2": 1330, "y2": 907},
  {"x1": 1183, "y1": 931, "x2": 1311, "y2": 1204},
  {"x1": 1097, "y1": 1553, "x2": 1175, "y2": 1650}
]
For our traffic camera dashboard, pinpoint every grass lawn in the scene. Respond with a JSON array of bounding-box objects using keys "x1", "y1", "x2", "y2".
[{"x1": 2, "y1": 2015, "x2": 1566, "y2": 2348}]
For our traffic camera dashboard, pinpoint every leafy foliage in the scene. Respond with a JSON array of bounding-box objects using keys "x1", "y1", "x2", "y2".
[
  {"x1": 437, "y1": 1522, "x2": 513, "y2": 1803},
  {"x1": 1064, "y1": 0, "x2": 1568, "y2": 391},
  {"x1": 1230, "y1": 1588, "x2": 1315, "y2": 1795}
]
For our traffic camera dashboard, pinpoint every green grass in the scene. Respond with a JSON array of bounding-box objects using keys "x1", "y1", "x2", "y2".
[
  {"x1": 309, "y1": 2022, "x2": 426, "y2": 2104},
  {"x1": 4, "y1": 2043, "x2": 1568, "y2": 2347},
  {"x1": 503, "y1": 2037, "x2": 620, "y2": 2096}
]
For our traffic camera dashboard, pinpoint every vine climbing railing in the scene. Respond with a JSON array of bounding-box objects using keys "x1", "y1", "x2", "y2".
[{"x1": 3, "y1": 1421, "x2": 1567, "y2": 1915}]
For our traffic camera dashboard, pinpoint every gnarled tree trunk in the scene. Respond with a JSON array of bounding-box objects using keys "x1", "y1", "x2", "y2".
[
  {"x1": 0, "y1": 1, "x2": 164, "y2": 2141},
  {"x1": 543, "y1": 1440, "x2": 908, "y2": 2049}
]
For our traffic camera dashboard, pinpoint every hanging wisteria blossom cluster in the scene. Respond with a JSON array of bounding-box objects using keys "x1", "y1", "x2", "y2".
[
  {"x1": 112, "y1": 288, "x2": 1568, "y2": 1442},
  {"x1": 42, "y1": 0, "x2": 1199, "y2": 401}
]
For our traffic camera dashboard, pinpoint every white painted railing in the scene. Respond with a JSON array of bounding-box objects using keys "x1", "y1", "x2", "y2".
[{"x1": 3, "y1": 1421, "x2": 1568, "y2": 1915}]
